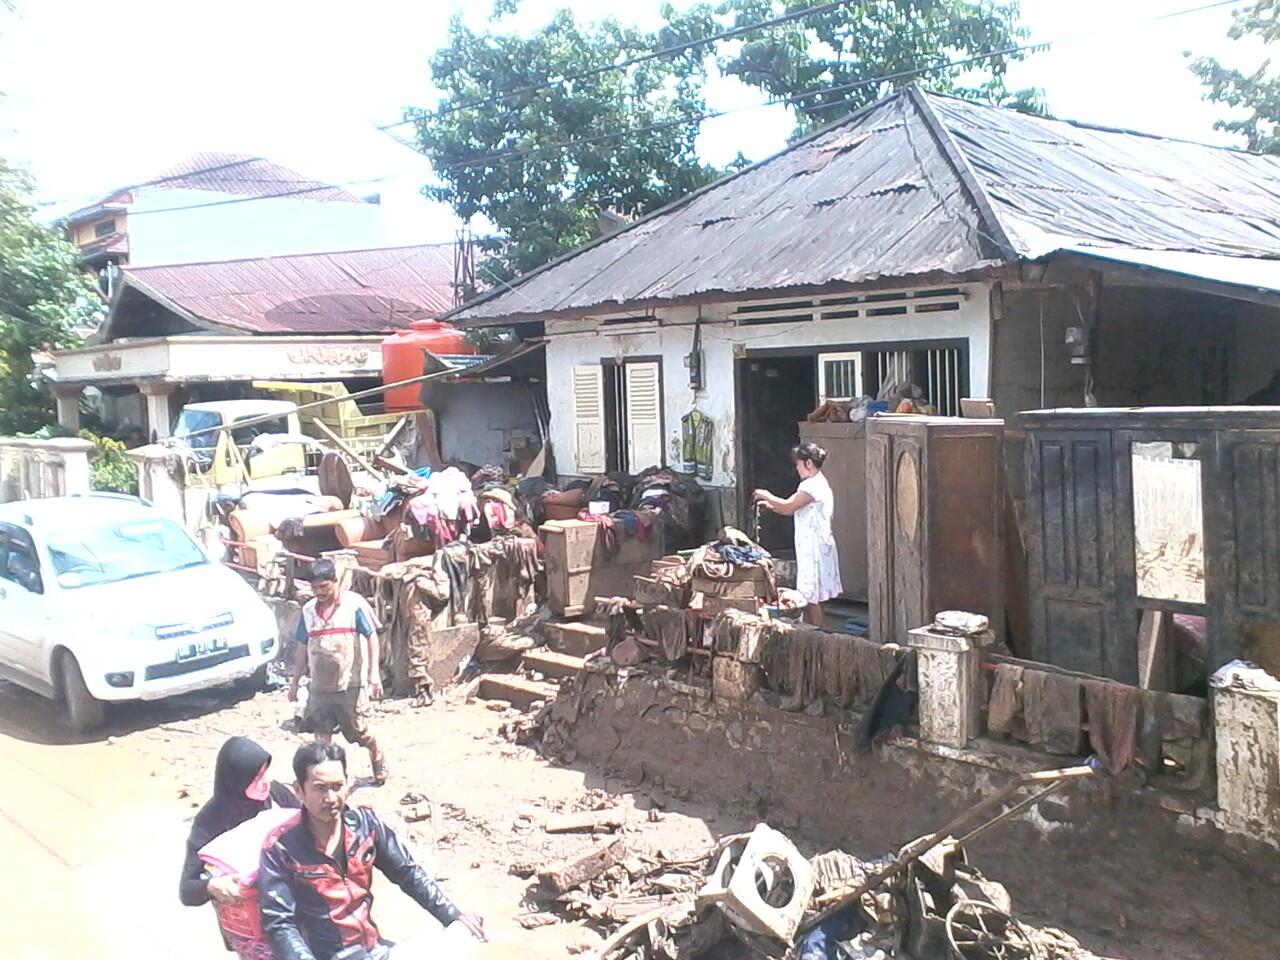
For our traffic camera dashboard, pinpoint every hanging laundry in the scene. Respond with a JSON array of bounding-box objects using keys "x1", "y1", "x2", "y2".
[{"x1": 681, "y1": 409, "x2": 715, "y2": 481}]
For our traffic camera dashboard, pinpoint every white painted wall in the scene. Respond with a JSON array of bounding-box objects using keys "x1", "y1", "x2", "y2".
[
  {"x1": 125, "y1": 186, "x2": 392, "y2": 265},
  {"x1": 545, "y1": 282, "x2": 993, "y2": 487}
]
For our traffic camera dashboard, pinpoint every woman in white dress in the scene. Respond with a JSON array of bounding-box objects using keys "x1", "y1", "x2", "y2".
[{"x1": 752, "y1": 442, "x2": 843, "y2": 626}]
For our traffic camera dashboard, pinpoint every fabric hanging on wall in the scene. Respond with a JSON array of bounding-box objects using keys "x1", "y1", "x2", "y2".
[
  {"x1": 1022, "y1": 670, "x2": 1086, "y2": 755},
  {"x1": 987, "y1": 663, "x2": 1025, "y2": 738},
  {"x1": 681, "y1": 409, "x2": 715, "y2": 481},
  {"x1": 641, "y1": 605, "x2": 691, "y2": 662},
  {"x1": 1083, "y1": 679, "x2": 1142, "y2": 774}
]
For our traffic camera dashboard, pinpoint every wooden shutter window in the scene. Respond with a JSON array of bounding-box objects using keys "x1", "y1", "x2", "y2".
[
  {"x1": 625, "y1": 361, "x2": 663, "y2": 472},
  {"x1": 572, "y1": 365, "x2": 606, "y2": 474}
]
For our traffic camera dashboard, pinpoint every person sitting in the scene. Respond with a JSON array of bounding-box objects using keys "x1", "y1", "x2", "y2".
[
  {"x1": 259, "y1": 741, "x2": 484, "y2": 960},
  {"x1": 180, "y1": 737, "x2": 300, "y2": 957}
]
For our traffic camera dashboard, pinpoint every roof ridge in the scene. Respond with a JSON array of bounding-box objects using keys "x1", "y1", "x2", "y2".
[
  {"x1": 444, "y1": 91, "x2": 910, "y2": 320},
  {"x1": 922, "y1": 88, "x2": 1280, "y2": 161},
  {"x1": 123, "y1": 241, "x2": 457, "y2": 273},
  {"x1": 905, "y1": 86, "x2": 1018, "y2": 262}
]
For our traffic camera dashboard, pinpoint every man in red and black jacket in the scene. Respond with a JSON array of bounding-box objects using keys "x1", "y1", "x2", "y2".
[{"x1": 259, "y1": 742, "x2": 484, "y2": 960}]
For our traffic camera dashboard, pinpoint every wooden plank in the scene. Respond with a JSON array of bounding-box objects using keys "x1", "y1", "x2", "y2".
[
  {"x1": 538, "y1": 838, "x2": 627, "y2": 894},
  {"x1": 1137, "y1": 609, "x2": 1173, "y2": 691},
  {"x1": 544, "y1": 808, "x2": 626, "y2": 834},
  {"x1": 312, "y1": 419, "x2": 383, "y2": 478}
]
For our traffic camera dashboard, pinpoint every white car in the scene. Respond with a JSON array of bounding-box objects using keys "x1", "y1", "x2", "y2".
[{"x1": 0, "y1": 494, "x2": 279, "y2": 731}]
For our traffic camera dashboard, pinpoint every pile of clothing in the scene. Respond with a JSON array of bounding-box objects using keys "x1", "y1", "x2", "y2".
[
  {"x1": 631, "y1": 467, "x2": 704, "y2": 542},
  {"x1": 687, "y1": 527, "x2": 777, "y2": 601},
  {"x1": 402, "y1": 467, "x2": 479, "y2": 547}
]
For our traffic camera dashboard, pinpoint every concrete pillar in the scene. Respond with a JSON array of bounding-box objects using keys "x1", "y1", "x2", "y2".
[
  {"x1": 126, "y1": 444, "x2": 186, "y2": 522},
  {"x1": 1213, "y1": 681, "x2": 1280, "y2": 842},
  {"x1": 138, "y1": 382, "x2": 176, "y2": 440},
  {"x1": 907, "y1": 616, "x2": 995, "y2": 748},
  {"x1": 50, "y1": 385, "x2": 83, "y2": 433}
]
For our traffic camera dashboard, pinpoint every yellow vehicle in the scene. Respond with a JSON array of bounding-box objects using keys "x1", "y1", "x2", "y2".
[
  {"x1": 173, "y1": 400, "x2": 310, "y2": 485},
  {"x1": 252, "y1": 381, "x2": 404, "y2": 457}
]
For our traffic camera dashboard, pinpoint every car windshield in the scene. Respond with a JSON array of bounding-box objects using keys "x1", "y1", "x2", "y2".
[
  {"x1": 46, "y1": 517, "x2": 208, "y2": 589},
  {"x1": 174, "y1": 409, "x2": 222, "y2": 451}
]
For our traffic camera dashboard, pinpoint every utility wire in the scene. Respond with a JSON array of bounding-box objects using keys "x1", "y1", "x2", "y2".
[
  {"x1": 379, "y1": 0, "x2": 855, "y2": 129},
  {"x1": 37, "y1": 156, "x2": 269, "y2": 210},
  {"x1": 81, "y1": 0, "x2": 1244, "y2": 220}
]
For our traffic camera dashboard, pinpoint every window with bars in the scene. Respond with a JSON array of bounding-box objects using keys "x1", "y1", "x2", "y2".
[{"x1": 818, "y1": 343, "x2": 967, "y2": 416}]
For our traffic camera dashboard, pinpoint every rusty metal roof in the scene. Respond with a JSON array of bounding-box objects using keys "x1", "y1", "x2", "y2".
[
  {"x1": 451, "y1": 86, "x2": 1280, "y2": 325},
  {"x1": 67, "y1": 153, "x2": 365, "y2": 222},
  {"x1": 108, "y1": 243, "x2": 458, "y2": 337}
]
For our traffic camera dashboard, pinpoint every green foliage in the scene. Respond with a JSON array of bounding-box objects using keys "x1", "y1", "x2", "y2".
[
  {"x1": 412, "y1": 1, "x2": 1039, "y2": 279},
  {"x1": 78, "y1": 430, "x2": 138, "y2": 495},
  {"x1": 1190, "y1": 0, "x2": 1280, "y2": 153},
  {"x1": 415, "y1": 5, "x2": 719, "y2": 281},
  {"x1": 713, "y1": 0, "x2": 1038, "y2": 134},
  {"x1": 0, "y1": 161, "x2": 102, "y2": 434}
]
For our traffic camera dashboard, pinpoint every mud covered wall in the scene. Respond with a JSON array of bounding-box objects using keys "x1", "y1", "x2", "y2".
[{"x1": 544, "y1": 666, "x2": 1280, "y2": 960}]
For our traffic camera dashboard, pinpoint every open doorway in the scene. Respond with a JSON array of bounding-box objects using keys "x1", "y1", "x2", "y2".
[{"x1": 737, "y1": 354, "x2": 818, "y2": 553}]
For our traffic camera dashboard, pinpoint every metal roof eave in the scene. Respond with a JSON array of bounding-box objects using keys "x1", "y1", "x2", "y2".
[{"x1": 1046, "y1": 247, "x2": 1280, "y2": 309}]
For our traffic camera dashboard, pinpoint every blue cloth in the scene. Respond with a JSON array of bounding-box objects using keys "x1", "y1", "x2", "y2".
[
  {"x1": 295, "y1": 607, "x2": 374, "y2": 645},
  {"x1": 797, "y1": 909, "x2": 866, "y2": 959},
  {"x1": 719, "y1": 543, "x2": 770, "y2": 566}
]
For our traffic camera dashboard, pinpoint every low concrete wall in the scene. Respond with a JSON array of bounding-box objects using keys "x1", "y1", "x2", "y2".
[
  {"x1": 541, "y1": 664, "x2": 1280, "y2": 960},
  {"x1": 0, "y1": 437, "x2": 93, "y2": 502}
]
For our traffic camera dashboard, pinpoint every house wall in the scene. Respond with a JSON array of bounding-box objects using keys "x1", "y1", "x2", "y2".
[
  {"x1": 123, "y1": 187, "x2": 391, "y2": 266},
  {"x1": 72, "y1": 214, "x2": 125, "y2": 248},
  {"x1": 545, "y1": 281, "x2": 993, "y2": 487},
  {"x1": 437, "y1": 381, "x2": 542, "y2": 469},
  {"x1": 1232, "y1": 299, "x2": 1280, "y2": 400}
]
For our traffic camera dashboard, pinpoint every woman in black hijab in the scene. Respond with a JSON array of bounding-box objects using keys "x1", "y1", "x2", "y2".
[{"x1": 179, "y1": 736, "x2": 298, "y2": 908}]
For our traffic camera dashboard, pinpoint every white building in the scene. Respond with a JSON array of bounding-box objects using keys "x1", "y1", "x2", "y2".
[{"x1": 64, "y1": 152, "x2": 393, "y2": 291}]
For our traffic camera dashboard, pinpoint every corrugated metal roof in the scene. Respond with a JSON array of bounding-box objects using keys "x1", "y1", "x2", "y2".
[
  {"x1": 1054, "y1": 246, "x2": 1280, "y2": 299},
  {"x1": 452, "y1": 86, "x2": 1280, "y2": 324},
  {"x1": 67, "y1": 153, "x2": 364, "y2": 222},
  {"x1": 111, "y1": 243, "x2": 458, "y2": 336},
  {"x1": 144, "y1": 152, "x2": 366, "y2": 203}
]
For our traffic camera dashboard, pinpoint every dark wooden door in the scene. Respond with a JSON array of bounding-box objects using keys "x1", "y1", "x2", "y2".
[{"x1": 1028, "y1": 430, "x2": 1119, "y2": 677}]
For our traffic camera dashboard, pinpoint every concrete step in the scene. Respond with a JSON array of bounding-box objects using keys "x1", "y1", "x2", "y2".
[
  {"x1": 522, "y1": 649, "x2": 586, "y2": 680},
  {"x1": 543, "y1": 621, "x2": 609, "y2": 657},
  {"x1": 477, "y1": 675, "x2": 559, "y2": 711}
]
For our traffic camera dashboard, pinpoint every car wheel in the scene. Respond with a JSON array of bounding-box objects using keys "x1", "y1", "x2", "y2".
[
  {"x1": 234, "y1": 664, "x2": 269, "y2": 697},
  {"x1": 58, "y1": 653, "x2": 106, "y2": 733}
]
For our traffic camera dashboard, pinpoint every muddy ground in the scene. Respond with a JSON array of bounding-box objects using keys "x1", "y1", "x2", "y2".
[{"x1": 3, "y1": 673, "x2": 1266, "y2": 960}]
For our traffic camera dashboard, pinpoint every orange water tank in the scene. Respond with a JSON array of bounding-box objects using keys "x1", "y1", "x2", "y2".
[{"x1": 381, "y1": 320, "x2": 475, "y2": 412}]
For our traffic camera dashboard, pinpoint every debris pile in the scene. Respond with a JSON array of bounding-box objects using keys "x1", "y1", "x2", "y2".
[{"x1": 508, "y1": 768, "x2": 1103, "y2": 960}]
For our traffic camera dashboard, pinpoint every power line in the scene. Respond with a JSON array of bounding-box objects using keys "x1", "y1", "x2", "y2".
[
  {"x1": 38, "y1": 156, "x2": 269, "y2": 210},
  {"x1": 404, "y1": 0, "x2": 1247, "y2": 176},
  {"x1": 82, "y1": 0, "x2": 1244, "y2": 221},
  {"x1": 380, "y1": 0, "x2": 855, "y2": 130}
]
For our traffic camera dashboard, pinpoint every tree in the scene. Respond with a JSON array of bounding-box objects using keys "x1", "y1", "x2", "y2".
[
  {"x1": 414, "y1": 6, "x2": 719, "y2": 280},
  {"x1": 0, "y1": 161, "x2": 101, "y2": 434},
  {"x1": 1190, "y1": 0, "x2": 1280, "y2": 153},
  {"x1": 413, "y1": 0, "x2": 1039, "y2": 280},
  {"x1": 714, "y1": 0, "x2": 1039, "y2": 133}
]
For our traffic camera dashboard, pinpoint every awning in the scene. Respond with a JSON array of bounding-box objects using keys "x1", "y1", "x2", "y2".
[{"x1": 1050, "y1": 246, "x2": 1280, "y2": 306}]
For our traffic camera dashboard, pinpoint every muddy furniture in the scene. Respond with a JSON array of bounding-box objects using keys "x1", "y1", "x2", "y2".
[
  {"x1": 542, "y1": 518, "x2": 666, "y2": 617},
  {"x1": 1023, "y1": 407, "x2": 1280, "y2": 684},
  {"x1": 798, "y1": 420, "x2": 868, "y2": 601},
  {"x1": 866, "y1": 416, "x2": 1005, "y2": 645}
]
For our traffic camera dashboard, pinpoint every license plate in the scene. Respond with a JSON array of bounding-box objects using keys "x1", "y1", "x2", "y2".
[{"x1": 176, "y1": 636, "x2": 228, "y2": 662}]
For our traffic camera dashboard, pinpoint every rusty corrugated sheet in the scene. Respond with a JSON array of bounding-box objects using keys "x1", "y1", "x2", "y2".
[
  {"x1": 452, "y1": 87, "x2": 1280, "y2": 325},
  {"x1": 118, "y1": 243, "x2": 457, "y2": 335}
]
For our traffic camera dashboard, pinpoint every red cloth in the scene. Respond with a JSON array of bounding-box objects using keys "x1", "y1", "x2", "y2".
[{"x1": 1083, "y1": 679, "x2": 1142, "y2": 774}]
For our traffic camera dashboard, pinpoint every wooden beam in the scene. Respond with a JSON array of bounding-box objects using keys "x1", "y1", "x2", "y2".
[{"x1": 311, "y1": 419, "x2": 383, "y2": 479}]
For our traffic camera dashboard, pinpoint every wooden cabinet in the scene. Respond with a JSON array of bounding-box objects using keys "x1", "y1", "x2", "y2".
[
  {"x1": 867, "y1": 416, "x2": 1004, "y2": 645},
  {"x1": 798, "y1": 421, "x2": 867, "y2": 601}
]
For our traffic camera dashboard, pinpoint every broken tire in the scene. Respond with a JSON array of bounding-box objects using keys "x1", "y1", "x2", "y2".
[{"x1": 59, "y1": 653, "x2": 106, "y2": 733}]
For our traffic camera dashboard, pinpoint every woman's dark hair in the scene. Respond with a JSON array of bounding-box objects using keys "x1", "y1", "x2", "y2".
[
  {"x1": 791, "y1": 442, "x2": 828, "y2": 467},
  {"x1": 293, "y1": 741, "x2": 347, "y2": 785},
  {"x1": 308, "y1": 558, "x2": 337, "y2": 583}
]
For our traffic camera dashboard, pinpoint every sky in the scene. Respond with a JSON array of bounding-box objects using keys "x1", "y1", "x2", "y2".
[{"x1": 0, "y1": 0, "x2": 1267, "y2": 246}]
